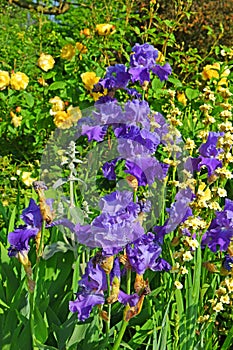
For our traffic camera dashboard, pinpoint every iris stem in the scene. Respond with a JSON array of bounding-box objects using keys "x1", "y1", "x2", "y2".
[
  {"x1": 112, "y1": 268, "x2": 131, "y2": 349},
  {"x1": 106, "y1": 273, "x2": 111, "y2": 336}
]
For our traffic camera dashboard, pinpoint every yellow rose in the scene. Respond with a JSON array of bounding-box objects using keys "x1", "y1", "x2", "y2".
[
  {"x1": 53, "y1": 106, "x2": 81, "y2": 129},
  {"x1": 38, "y1": 53, "x2": 55, "y2": 71},
  {"x1": 60, "y1": 44, "x2": 76, "y2": 60},
  {"x1": 81, "y1": 72, "x2": 100, "y2": 91},
  {"x1": 0, "y1": 70, "x2": 10, "y2": 90},
  {"x1": 75, "y1": 42, "x2": 88, "y2": 54},
  {"x1": 10, "y1": 72, "x2": 29, "y2": 90},
  {"x1": 49, "y1": 96, "x2": 65, "y2": 115},
  {"x1": 96, "y1": 24, "x2": 115, "y2": 36}
]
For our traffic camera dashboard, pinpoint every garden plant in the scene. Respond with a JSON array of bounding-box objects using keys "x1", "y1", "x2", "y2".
[{"x1": 1, "y1": 1, "x2": 233, "y2": 349}]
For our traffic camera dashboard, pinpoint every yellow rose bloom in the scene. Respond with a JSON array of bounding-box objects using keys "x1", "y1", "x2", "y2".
[
  {"x1": 96, "y1": 23, "x2": 116, "y2": 36},
  {"x1": 10, "y1": 72, "x2": 29, "y2": 90},
  {"x1": 0, "y1": 70, "x2": 10, "y2": 90},
  {"x1": 49, "y1": 96, "x2": 65, "y2": 115},
  {"x1": 60, "y1": 44, "x2": 76, "y2": 60},
  {"x1": 38, "y1": 53, "x2": 55, "y2": 72},
  {"x1": 53, "y1": 106, "x2": 81, "y2": 129},
  {"x1": 81, "y1": 72, "x2": 100, "y2": 91}
]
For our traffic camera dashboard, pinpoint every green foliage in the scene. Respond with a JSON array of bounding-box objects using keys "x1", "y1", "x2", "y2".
[{"x1": 1, "y1": 1, "x2": 233, "y2": 349}]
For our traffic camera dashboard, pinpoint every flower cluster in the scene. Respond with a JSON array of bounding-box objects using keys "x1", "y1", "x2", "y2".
[
  {"x1": 49, "y1": 96, "x2": 82, "y2": 129},
  {"x1": 0, "y1": 70, "x2": 29, "y2": 90}
]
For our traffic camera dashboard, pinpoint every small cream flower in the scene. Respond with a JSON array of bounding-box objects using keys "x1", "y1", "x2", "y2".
[
  {"x1": 0, "y1": 70, "x2": 10, "y2": 90},
  {"x1": 10, "y1": 72, "x2": 29, "y2": 90},
  {"x1": 182, "y1": 251, "x2": 193, "y2": 262},
  {"x1": 220, "y1": 295, "x2": 230, "y2": 304},
  {"x1": 213, "y1": 302, "x2": 224, "y2": 312},
  {"x1": 174, "y1": 281, "x2": 183, "y2": 289},
  {"x1": 38, "y1": 53, "x2": 55, "y2": 72},
  {"x1": 217, "y1": 188, "x2": 227, "y2": 197}
]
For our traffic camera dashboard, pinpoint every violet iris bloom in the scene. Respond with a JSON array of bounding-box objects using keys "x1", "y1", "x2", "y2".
[
  {"x1": 99, "y1": 64, "x2": 131, "y2": 90},
  {"x1": 129, "y1": 43, "x2": 172, "y2": 84},
  {"x1": 186, "y1": 132, "x2": 224, "y2": 176},
  {"x1": 74, "y1": 190, "x2": 145, "y2": 249},
  {"x1": 8, "y1": 199, "x2": 42, "y2": 257},
  {"x1": 202, "y1": 199, "x2": 233, "y2": 252},
  {"x1": 153, "y1": 188, "x2": 194, "y2": 239},
  {"x1": 126, "y1": 232, "x2": 171, "y2": 274}
]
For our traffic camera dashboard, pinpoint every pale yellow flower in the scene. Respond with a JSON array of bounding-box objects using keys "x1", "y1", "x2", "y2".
[
  {"x1": 81, "y1": 71, "x2": 100, "y2": 91},
  {"x1": 21, "y1": 171, "x2": 36, "y2": 187},
  {"x1": 60, "y1": 44, "x2": 76, "y2": 60},
  {"x1": 38, "y1": 53, "x2": 55, "y2": 72},
  {"x1": 213, "y1": 302, "x2": 224, "y2": 312},
  {"x1": 10, "y1": 72, "x2": 29, "y2": 90},
  {"x1": 10, "y1": 111, "x2": 22, "y2": 127},
  {"x1": 49, "y1": 96, "x2": 65, "y2": 115},
  {"x1": 0, "y1": 70, "x2": 10, "y2": 90},
  {"x1": 96, "y1": 23, "x2": 116, "y2": 36},
  {"x1": 156, "y1": 51, "x2": 165, "y2": 63},
  {"x1": 53, "y1": 105, "x2": 82, "y2": 129}
]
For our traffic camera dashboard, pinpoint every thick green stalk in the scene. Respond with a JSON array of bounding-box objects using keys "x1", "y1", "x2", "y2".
[
  {"x1": 106, "y1": 273, "x2": 111, "y2": 337},
  {"x1": 112, "y1": 268, "x2": 131, "y2": 350}
]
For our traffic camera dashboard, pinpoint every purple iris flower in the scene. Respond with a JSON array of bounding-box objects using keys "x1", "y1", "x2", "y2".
[
  {"x1": 8, "y1": 226, "x2": 39, "y2": 257},
  {"x1": 69, "y1": 292, "x2": 105, "y2": 322},
  {"x1": 185, "y1": 132, "x2": 224, "y2": 176},
  {"x1": 126, "y1": 232, "x2": 171, "y2": 274},
  {"x1": 124, "y1": 99, "x2": 151, "y2": 129},
  {"x1": 114, "y1": 124, "x2": 160, "y2": 156},
  {"x1": 129, "y1": 43, "x2": 172, "y2": 84},
  {"x1": 130, "y1": 43, "x2": 158, "y2": 68},
  {"x1": 8, "y1": 199, "x2": 42, "y2": 257},
  {"x1": 118, "y1": 290, "x2": 140, "y2": 306},
  {"x1": 102, "y1": 158, "x2": 119, "y2": 180},
  {"x1": 74, "y1": 190, "x2": 145, "y2": 249},
  {"x1": 153, "y1": 188, "x2": 194, "y2": 238},
  {"x1": 151, "y1": 63, "x2": 172, "y2": 81},
  {"x1": 202, "y1": 199, "x2": 233, "y2": 252},
  {"x1": 222, "y1": 254, "x2": 233, "y2": 271},
  {"x1": 81, "y1": 124, "x2": 108, "y2": 142},
  {"x1": 199, "y1": 132, "x2": 224, "y2": 157},
  {"x1": 99, "y1": 64, "x2": 131, "y2": 90},
  {"x1": 125, "y1": 156, "x2": 168, "y2": 186}
]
